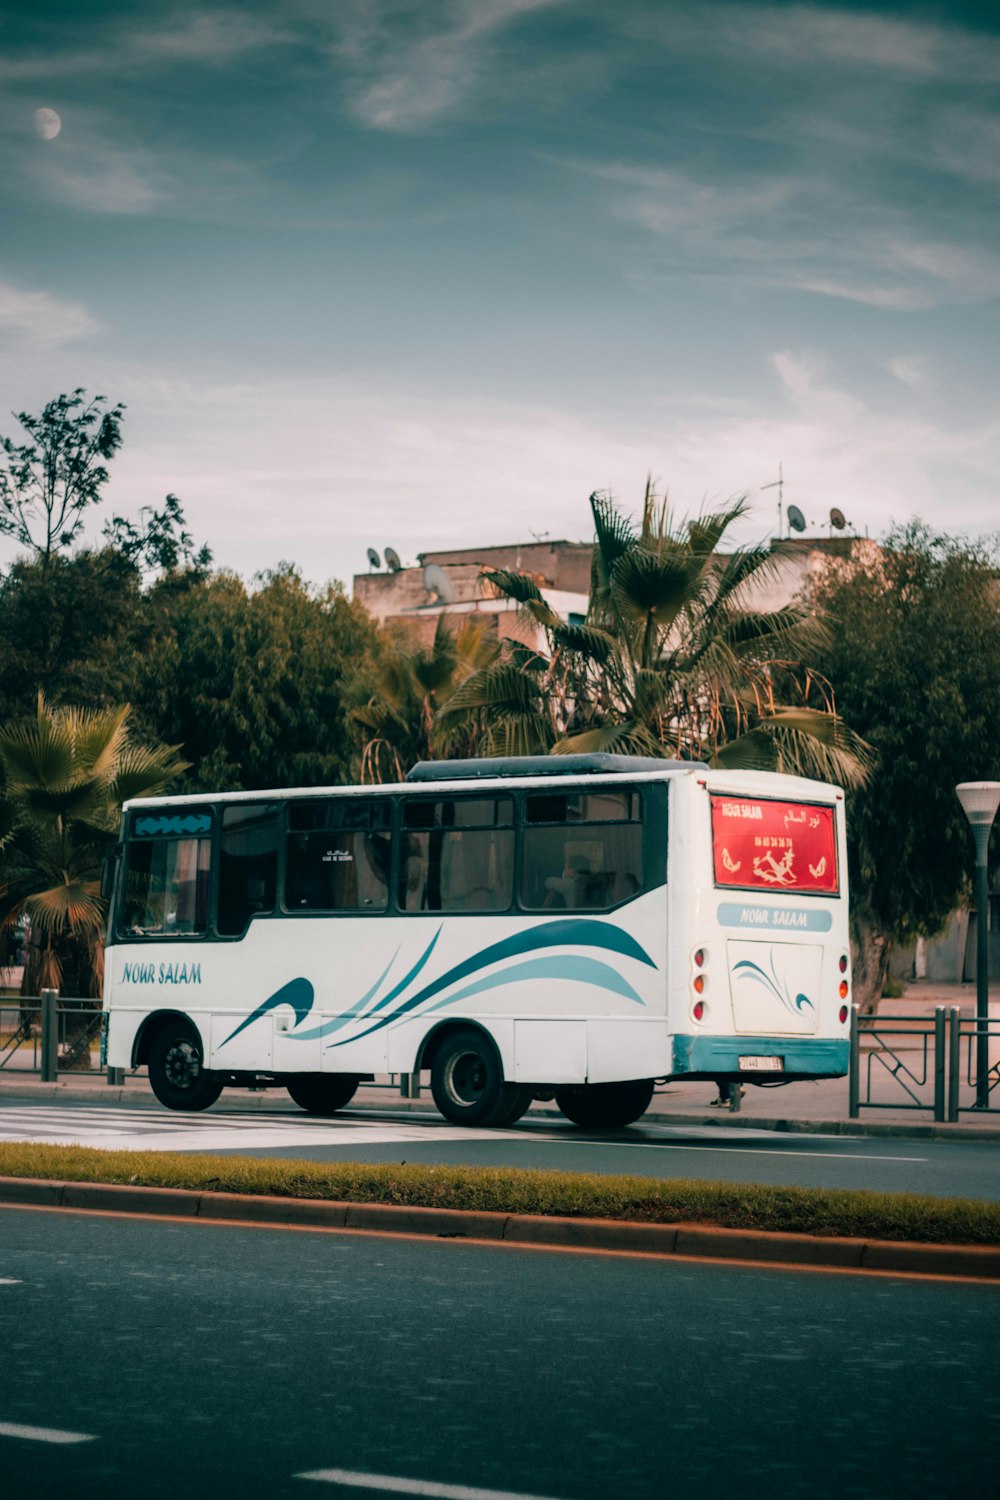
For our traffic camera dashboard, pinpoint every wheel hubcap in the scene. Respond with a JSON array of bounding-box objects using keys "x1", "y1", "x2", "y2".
[
  {"x1": 445, "y1": 1050, "x2": 487, "y2": 1106},
  {"x1": 164, "y1": 1040, "x2": 200, "y2": 1090}
]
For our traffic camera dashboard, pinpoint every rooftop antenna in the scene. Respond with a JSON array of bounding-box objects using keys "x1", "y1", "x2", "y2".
[
  {"x1": 384, "y1": 546, "x2": 402, "y2": 573},
  {"x1": 366, "y1": 546, "x2": 381, "y2": 571},
  {"x1": 786, "y1": 504, "x2": 807, "y2": 534},
  {"x1": 762, "y1": 462, "x2": 784, "y2": 538}
]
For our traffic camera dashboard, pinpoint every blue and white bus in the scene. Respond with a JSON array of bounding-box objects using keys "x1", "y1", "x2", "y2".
[{"x1": 102, "y1": 754, "x2": 851, "y2": 1128}]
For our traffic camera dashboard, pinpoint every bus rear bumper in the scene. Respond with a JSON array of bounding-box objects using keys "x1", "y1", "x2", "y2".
[{"x1": 670, "y1": 1034, "x2": 849, "y2": 1082}]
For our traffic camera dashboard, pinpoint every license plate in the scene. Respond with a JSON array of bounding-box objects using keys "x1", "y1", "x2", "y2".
[{"x1": 739, "y1": 1055, "x2": 784, "y2": 1072}]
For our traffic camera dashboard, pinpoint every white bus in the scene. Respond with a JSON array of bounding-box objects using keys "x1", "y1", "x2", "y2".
[{"x1": 102, "y1": 754, "x2": 851, "y2": 1128}]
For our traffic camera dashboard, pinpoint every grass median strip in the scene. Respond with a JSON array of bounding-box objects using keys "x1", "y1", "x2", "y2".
[{"x1": 0, "y1": 1141, "x2": 997, "y2": 1245}]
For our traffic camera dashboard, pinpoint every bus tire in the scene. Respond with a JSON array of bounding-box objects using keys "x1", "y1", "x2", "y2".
[
  {"x1": 430, "y1": 1027, "x2": 517, "y2": 1127},
  {"x1": 482, "y1": 1084, "x2": 534, "y2": 1128},
  {"x1": 554, "y1": 1079, "x2": 654, "y2": 1129},
  {"x1": 286, "y1": 1074, "x2": 360, "y2": 1115},
  {"x1": 147, "y1": 1022, "x2": 223, "y2": 1112}
]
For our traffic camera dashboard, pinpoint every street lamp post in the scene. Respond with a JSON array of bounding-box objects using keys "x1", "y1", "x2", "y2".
[{"x1": 956, "y1": 782, "x2": 1000, "y2": 1109}]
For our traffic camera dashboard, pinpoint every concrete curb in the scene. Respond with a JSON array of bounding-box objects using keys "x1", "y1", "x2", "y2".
[
  {"x1": 2, "y1": 1175, "x2": 998, "y2": 1280},
  {"x1": 2, "y1": 1078, "x2": 1000, "y2": 1141}
]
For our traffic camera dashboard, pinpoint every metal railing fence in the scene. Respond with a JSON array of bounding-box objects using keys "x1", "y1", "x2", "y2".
[
  {"x1": 0, "y1": 992, "x2": 424, "y2": 1096},
  {"x1": 850, "y1": 1005, "x2": 1000, "y2": 1121}
]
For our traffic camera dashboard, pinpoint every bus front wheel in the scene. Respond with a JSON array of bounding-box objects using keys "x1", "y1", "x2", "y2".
[
  {"x1": 430, "y1": 1028, "x2": 531, "y2": 1128},
  {"x1": 148, "y1": 1023, "x2": 223, "y2": 1112},
  {"x1": 286, "y1": 1074, "x2": 360, "y2": 1116},
  {"x1": 554, "y1": 1079, "x2": 654, "y2": 1129}
]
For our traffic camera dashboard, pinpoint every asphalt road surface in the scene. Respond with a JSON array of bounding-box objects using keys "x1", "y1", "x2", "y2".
[
  {"x1": 2, "y1": 1098, "x2": 1000, "y2": 1199},
  {"x1": 1, "y1": 1206, "x2": 997, "y2": 1500}
]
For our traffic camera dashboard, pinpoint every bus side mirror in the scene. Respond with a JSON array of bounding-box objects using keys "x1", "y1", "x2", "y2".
[{"x1": 101, "y1": 845, "x2": 122, "y2": 903}]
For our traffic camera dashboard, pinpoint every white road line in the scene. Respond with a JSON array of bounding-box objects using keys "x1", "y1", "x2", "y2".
[
  {"x1": 0, "y1": 1277, "x2": 23, "y2": 1284},
  {"x1": 296, "y1": 1469, "x2": 564, "y2": 1500},
  {"x1": 0, "y1": 1421, "x2": 95, "y2": 1444},
  {"x1": 544, "y1": 1141, "x2": 927, "y2": 1163}
]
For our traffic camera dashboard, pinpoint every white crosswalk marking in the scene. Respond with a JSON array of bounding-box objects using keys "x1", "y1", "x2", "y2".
[{"x1": 0, "y1": 1102, "x2": 528, "y2": 1152}]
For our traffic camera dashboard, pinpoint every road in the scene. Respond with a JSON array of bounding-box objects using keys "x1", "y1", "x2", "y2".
[
  {"x1": 1, "y1": 1205, "x2": 997, "y2": 1500},
  {"x1": 2, "y1": 1098, "x2": 1000, "y2": 1199}
]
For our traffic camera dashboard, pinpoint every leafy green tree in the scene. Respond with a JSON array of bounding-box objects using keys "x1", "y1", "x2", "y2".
[
  {"x1": 353, "y1": 615, "x2": 499, "y2": 781},
  {"x1": 102, "y1": 493, "x2": 213, "y2": 576},
  {"x1": 0, "y1": 390, "x2": 125, "y2": 570},
  {"x1": 445, "y1": 485, "x2": 870, "y2": 786},
  {"x1": 136, "y1": 565, "x2": 381, "y2": 791},
  {"x1": 0, "y1": 549, "x2": 148, "y2": 722},
  {"x1": 808, "y1": 524, "x2": 1000, "y2": 1010},
  {"x1": 0, "y1": 696, "x2": 188, "y2": 998}
]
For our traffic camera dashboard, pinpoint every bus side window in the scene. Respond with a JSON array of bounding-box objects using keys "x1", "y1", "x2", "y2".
[
  {"x1": 217, "y1": 804, "x2": 280, "y2": 937},
  {"x1": 399, "y1": 797, "x2": 514, "y2": 913},
  {"x1": 521, "y1": 790, "x2": 644, "y2": 912},
  {"x1": 284, "y1": 799, "x2": 391, "y2": 912}
]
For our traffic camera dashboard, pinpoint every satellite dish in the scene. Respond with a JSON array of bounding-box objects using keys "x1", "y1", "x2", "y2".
[
  {"x1": 366, "y1": 547, "x2": 381, "y2": 570},
  {"x1": 423, "y1": 563, "x2": 455, "y2": 604},
  {"x1": 384, "y1": 547, "x2": 402, "y2": 572},
  {"x1": 787, "y1": 504, "x2": 807, "y2": 533},
  {"x1": 829, "y1": 507, "x2": 846, "y2": 531}
]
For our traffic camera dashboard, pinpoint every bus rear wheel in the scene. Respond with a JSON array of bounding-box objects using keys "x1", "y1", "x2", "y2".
[
  {"x1": 554, "y1": 1079, "x2": 654, "y2": 1129},
  {"x1": 286, "y1": 1074, "x2": 360, "y2": 1116},
  {"x1": 430, "y1": 1028, "x2": 530, "y2": 1128},
  {"x1": 148, "y1": 1023, "x2": 223, "y2": 1112}
]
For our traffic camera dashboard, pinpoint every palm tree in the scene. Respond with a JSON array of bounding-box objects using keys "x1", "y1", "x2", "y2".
[
  {"x1": 0, "y1": 696, "x2": 188, "y2": 998},
  {"x1": 353, "y1": 614, "x2": 500, "y2": 782},
  {"x1": 443, "y1": 485, "x2": 871, "y2": 786}
]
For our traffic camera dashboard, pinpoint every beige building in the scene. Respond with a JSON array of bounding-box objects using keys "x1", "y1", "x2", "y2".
[
  {"x1": 352, "y1": 534, "x2": 868, "y2": 642},
  {"x1": 353, "y1": 540, "x2": 591, "y2": 647}
]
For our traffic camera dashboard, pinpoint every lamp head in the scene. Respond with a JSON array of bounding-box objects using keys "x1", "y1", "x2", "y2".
[{"x1": 956, "y1": 782, "x2": 1000, "y2": 828}]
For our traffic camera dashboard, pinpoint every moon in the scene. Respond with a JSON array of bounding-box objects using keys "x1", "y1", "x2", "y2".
[{"x1": 33, "y1": 108, "x2": 62, "y2": 141}]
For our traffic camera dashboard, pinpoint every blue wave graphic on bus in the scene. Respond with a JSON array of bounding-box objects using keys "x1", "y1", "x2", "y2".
[
  {"x1": 219, "y1": 976, "x2": 316, "y2": 1047},
  {"x1": 731, "y1": 957, "x2": 814, "y2": 1016},
  {"x1": 327, "y1": 918, "x2": 655, "y2": 1048},
  {"x1": 219, "y1": 919, "x2": 656, "y2": 1051}
]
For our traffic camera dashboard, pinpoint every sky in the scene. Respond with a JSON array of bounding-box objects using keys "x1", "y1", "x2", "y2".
[{"x1": 0, "y1": 0, "x2": 998, "y2": 589}]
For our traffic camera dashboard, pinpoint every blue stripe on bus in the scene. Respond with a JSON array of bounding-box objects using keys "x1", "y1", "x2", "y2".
[
  {"x1": 327, "y1": 919, "x2": 656, "y2": 1048},
  {"x1": 218, "y1": 919, "x2": 658, "y2": 1054}
]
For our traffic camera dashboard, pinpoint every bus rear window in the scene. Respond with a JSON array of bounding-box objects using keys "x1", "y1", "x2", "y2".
[{"x1": 710, "y1": 795, "x2": 838, "y2": 896}]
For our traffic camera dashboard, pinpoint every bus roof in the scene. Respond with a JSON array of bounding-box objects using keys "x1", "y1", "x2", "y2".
[
  {"x1": 122, "y1": 759, "x2": 842, "y2": 812},
  {"x1": 406, "y1": 754, "x2": 706, "y2": 781}
]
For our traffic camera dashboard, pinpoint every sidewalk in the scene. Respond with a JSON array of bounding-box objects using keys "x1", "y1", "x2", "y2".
[{"x1": 2, "y1": 982, "x2": 998, "y2": 1142}]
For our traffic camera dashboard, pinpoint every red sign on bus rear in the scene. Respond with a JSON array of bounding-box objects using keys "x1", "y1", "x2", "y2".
[{"x1": 710, "y1": 795, "x2": 839, "y2": 896}]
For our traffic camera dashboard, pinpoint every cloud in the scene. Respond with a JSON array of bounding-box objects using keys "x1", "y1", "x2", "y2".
[
  {"x1": 0, "y1": 8, "x2": 288, "y2": 82},
  {"x1": 573, "y1": 155, "x2": 1000, "y2": 312},
  {"x1": 630, "y1": 4, "x2": 1000, "y2": 85},
  {"x1": 0, "y1": 279, "x2": 99, "y2": 345},
  {"x1": 0, "y1": 101, "x2": 262, "y2": 219},
  {"x1": 34, "y1": 350, "x2": 988, "y2": 595},
  {"x1": 34, "y1": 140, "x2": 169, "y2": 216},
  {"x1": 332, "y1": 0, "x2": 567, "y2": 131},
  {"x1": 886, "y1": 356, "x2": 929, "y2": 390}
]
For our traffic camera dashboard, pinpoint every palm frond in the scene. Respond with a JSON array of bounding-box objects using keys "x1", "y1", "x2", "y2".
[
  {"x1": 555, "y1": 721, "x2": 668, "y2": 758},
  {"x1": 23, "y1": 881, "x2": 104, "y2": 936},
  {"x1": 547, "y1": 622, "x2": 620, "y2": 664},
  {"x1": 686, "y1": 495, "x2": 750, "y2": 558},
  {"x1": 480, "y1": 569, "x2": 545, "y2": 605}
]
